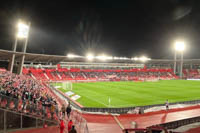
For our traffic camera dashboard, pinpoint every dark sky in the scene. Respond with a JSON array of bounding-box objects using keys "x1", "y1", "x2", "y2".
[{"x1": 0, "y1": 0, "x2": 200, "y2": 59}]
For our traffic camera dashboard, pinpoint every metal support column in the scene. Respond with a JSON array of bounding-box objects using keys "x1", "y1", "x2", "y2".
[
  {"x1": 174, "y1": 51, "x2": 176, "y2": 75},
  {"x1": 8, "y1": 37, "x2": 18, "y2": 73},
  {"x1": 180, "y1": 51, "x2": 184, "y2": 79}
]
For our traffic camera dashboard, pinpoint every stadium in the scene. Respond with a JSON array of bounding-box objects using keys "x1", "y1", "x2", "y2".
[
  {"x1": 1, "y1": 46, "x2": 200, "y2": 133},
  {"x1": 1, "y1": 1, "x2": 200, "y2": 133}
]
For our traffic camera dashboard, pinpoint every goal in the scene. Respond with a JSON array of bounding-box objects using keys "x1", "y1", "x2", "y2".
[{"x1": 62, "y1": 81, "x2": 73, "y2": 90}]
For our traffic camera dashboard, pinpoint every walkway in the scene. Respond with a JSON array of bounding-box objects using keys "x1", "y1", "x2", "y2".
[{"x1": 83, "y1": 105, "x2": 200, "y2": 133}]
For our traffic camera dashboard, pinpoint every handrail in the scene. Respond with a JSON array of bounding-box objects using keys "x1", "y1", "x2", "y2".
[
  {"x1": 0, "y1": 106, "x2": 58, "y2": 133},
  {"x1": 0, "y1": 107, "x2": 57, "y2": 124},
  {"x1": 0, "y1": 93, "x2": 59, "y2": 121}
]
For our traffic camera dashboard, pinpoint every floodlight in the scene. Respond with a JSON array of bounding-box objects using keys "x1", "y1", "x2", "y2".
[
  {"x1": 17, "y1": 22, "x2": 29, "y2": 38},
  {"x1": 139, "y1": 56, "x2": 147, "y2": 61},
  {"x1": 96, "y1": 55, "x2": 106, "y2": 60},
  {"x1": 114, "y1": 57, "x2": 120, "y2": 60},
  {"x1": 106, "y1": 56, "x2": 113, "y2": 60},
  {"x1": 96, "y1": 54, "x2": 113, "y2": 60},
  {"x1": 118, "y1": 57, "x2": 124, "y2": 60},
  {"x1": 131, "y1": 57, "x2": 139, "y2": 60},
  {"x1": 67, "y1": 54, "x2": 76, "y2": 58},
  {"x1": 175, "y1": 41, "x2": 185, "y2": 51},
  {"x1": 122, "y1": 57, "x2": 129, "y2": 60},
  {"x1": 86, "y1": 53, "x2": 94, "y2": 61},
  {"x1": 139, "y1": 56, "x2": 151, "y2": 62}
]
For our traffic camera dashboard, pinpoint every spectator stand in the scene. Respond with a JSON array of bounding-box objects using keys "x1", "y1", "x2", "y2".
[
  {"x1": 0, "y1": 105, "x2": 57, "y2": 133},
  {"x1": 23, "y1": 67, "x2": 178, "y2": 82},
  {"x1": 0, "y1": 70, "x2": 61, "y2": 132}
]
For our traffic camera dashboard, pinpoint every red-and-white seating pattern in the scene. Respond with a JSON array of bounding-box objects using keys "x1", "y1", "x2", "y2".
[
  {"x1": 23, "y1": 67, "x2": 178, "y2": 81},
  {"x1": 183, "y1": 69, "x2": 200, "y2": 79}
]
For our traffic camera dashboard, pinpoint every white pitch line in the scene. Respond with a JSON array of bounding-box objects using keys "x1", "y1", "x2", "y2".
[
  {"x1": 115, "y1": 97, "x2": 200, "y2": 107},
  {"x1": 81, "y1": 94, "x2": 110, "y2": 107}
]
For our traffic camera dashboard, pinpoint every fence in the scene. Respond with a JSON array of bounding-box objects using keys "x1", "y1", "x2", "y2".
[
  {"x1": 81, "y1": 100, "x2": 200, "y2": 114},
  {"x1": 71, "y1": 111, "x2": 89, "y2": 133},
  {"x1": 0, "y1": 107, "x2": 57, "y2": 133},
  {"x1": 0, "y1": 93, "x2": 59, "y2": 120},
  {"x1": 160, "y1": 115, "x2": 200, "y2": 129},
  {"x1": 49, "y1": 85, "x2": 89, "y2": 133}
]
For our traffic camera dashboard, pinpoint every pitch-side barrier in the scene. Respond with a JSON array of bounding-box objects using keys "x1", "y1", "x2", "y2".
[{"x1": 50, "y1": 85, "x2": 200, "y2": 114}]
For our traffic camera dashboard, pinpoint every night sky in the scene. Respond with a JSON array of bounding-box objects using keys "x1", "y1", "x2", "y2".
[{"x1": 0, "y1": 0, "x2": 200, "y2": 59}]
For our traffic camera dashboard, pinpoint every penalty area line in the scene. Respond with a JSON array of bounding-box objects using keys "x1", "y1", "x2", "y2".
[{"x1": 81, "y1": 95, "x2": 110, "y2": 107}]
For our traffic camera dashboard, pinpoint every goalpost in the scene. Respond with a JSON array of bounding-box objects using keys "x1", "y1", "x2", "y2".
[{"x1": 62, "y1": 81, "x2": 73, "y2": 90}]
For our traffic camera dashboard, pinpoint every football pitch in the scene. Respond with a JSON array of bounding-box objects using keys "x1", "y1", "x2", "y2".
[{"x1": 52, "y1": 80, "x2": 200, "y2": 108}]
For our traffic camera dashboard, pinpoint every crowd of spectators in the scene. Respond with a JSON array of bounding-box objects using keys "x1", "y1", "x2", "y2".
[
  {"x1": 0, "y1": 71, "x2": 59, "y2": 120},
  {"x1": 0, "y1": 70, "x2": 81, "y2": 132},
  {"x1": 24, "y1": 67, "x2": 177, "y2": 82}
]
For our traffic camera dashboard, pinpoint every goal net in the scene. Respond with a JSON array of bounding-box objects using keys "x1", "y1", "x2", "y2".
[{"x1": 62, "y1": 81, "x2": 73, "y2": 90}]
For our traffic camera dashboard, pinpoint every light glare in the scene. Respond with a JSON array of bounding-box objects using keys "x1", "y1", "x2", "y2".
[
  {"x1": 175, "y1": 41, "x2": 185, "y2": 51},
  {"x1": 17, "y1": 22, "x2": 29, "y2": 38},
  {"x1": 131, "y1": 56, "x2": 151, "y2": 62},
  {"x1": 86, "y1": 53, "x2": 94, "y2": 60},
  {"x1": 96, "y1": 54, "x2": 113, "y2": 60},
  {"x1": 139, "y1": 56, "x2": 151, "y2": 62},
  {"x1": 114, "y1": 57, "x2": 120, "y2": 60},
  {"x1": 131, "y1": 57, "x2": 139, "y2": 60},
  {"x1": 67, "y1": 54, "x2": 76, "y2": 58}
]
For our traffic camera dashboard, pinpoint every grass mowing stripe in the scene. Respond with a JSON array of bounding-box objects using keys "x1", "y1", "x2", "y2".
[{"x1": 53, "y1": 80, "x2": 200, "y2": 108}]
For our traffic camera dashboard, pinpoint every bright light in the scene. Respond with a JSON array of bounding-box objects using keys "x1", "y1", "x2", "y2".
[
  {"x1": 131, "y1": 57, "x2": 139, "y2": 61},
  {"x1": 96, "y1": 54, "x2": 113, "y2": 61},
  {"x1": 86, "y1": 53, "x2": 94, "y2": 61},
  {"x1": 119, "y1": 57, "x2": 125, "y2": 60},
  {"x1": 138, "y1": 56, "x2": 151, "y2": 62},
  {"x1": 67, "y1": 54, "x2": 77, "y2": 58},
  {"x1": 114, "y1": 57, "x2": 130, "y2": 60},
  {"x1": 175, "y1": 41, "x2": 185, "y2": 51},
  {"x1": 114, "y1": 57, "x2": 120, "y2": 60},
  {"x1": 107, "y1": 56, "x2": 113, "y2": 60},
  {"x1": 140, "y1": 56, "x2": 147, "y2": 61},
  {"x1": 96, "y1": 55, "x2": 106, "y2": 60},
  {"x1": 17, "y1": 22, "x2": 29, "y2": 38}
]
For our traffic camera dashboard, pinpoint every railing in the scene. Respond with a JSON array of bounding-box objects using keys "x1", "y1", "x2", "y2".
[
  {"x1": 49, "y1": 85, "x2": 89, "y2": 133},
  {"x1": 160, "y1": 115, "x2": 200, "y2": 130},
  {"x1": 71, "y1": 111, "x2": 89, "y2": 133},
  {"x1": 82, "y1": 100, "x2": 200, "y2": 114},
  {"x1": 0, "y1": 93, "x2": 59, "y2": 121},
  {"x1": 0, "y1": 107, "x2": 57, "y2": 133}
]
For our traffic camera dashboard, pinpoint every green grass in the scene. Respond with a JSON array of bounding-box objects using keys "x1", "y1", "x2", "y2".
[{"x1": 52, "y1": 80, "x2": 200, "y2": 108}]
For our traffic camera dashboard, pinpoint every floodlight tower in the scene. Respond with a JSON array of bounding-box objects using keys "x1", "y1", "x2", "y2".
[
  {"x1": 8, "y1": 20, "x2": 30, "y2": 74},
  {"x1": 174, "y1": 41, "x2": 185, "y2": 79}
]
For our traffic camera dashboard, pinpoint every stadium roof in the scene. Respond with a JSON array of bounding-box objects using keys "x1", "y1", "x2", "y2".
[{"x1": 0, "y1": 49, "x2": 200, "y2": 64}]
